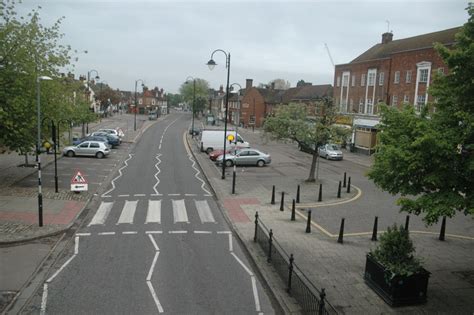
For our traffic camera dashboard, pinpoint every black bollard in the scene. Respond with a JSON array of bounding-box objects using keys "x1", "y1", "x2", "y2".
[
  {"x1": 291, "y1": 199, "x2": 296, "y2": 221},
  {"x1": 439, "y1": 216, "x2": 446, "y2": 241},
  {"x1": 337, "y1": 181, "x2": 341, "y2": 198},
  {"x1": 318, "y1": 184, "x2": 322, "y2": 202},
  {"x1": 296, "y1": 185, "x2": 300, "y2": 204},
  {"x1": 305, "y1": 210, "x2": 312, "y2": 233},
  {"x1": 231, "y1": 166, "x2": 236, "y2": 194},
  {"x1": 253, "y1": 212, "x2": 259, "y2": 242},
  {"x1": 346, "y1": 177, "x2": 351, "y2": 193},
  {"x1": 343, "y1": 172, "x2": 347, "y2": 188},
  {"x1": 405, "y1": 215, "x2": 410, "y2": 231},
  {"x1": 318, "y1": 288, "x2": 326, "y2": 315},
  {"x1": 337, "y1": 218, "x2": 345, "y2": 243},
  {"x1": 371, "y1": 216, "x2": 378, "y2": 241},
  {"x1": 271, "y1": 185, "x2": 275, "y2": 205},
  {"x1": 280, "y1": 192, "x2": 285, "y2": 211},
  {"x1": 287, "y1": 254, "x2": 294, "y2": 293},
  {"x1": 267, "y1": 229, "x2": 273, "y2": 262}
]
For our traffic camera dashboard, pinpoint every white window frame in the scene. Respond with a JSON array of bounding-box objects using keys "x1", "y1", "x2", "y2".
[
  {"x1": 414, "y1": 61, "x2": 431, "y2": 109},
  {"x1": 437, "y1": 67, "x2": 445, "y2": 75},
  {"x1": 351, "y1": 75, "x2": 355, "y2": 87},
  {"x1": 368, "y1": 72, "x2": 376, "y2": 86},
  {"x1": 419, "y1": 69, "x2": 429, "y2": 83},
  {"x1": 394, "y1": 71, "x2": 400, "y2": 84},
  {"x1": 359, "y1": 99, "x2": 365, "y2": 114},
  {"x1": 392, "y1": 95, "x2": 398, "y2": 106},
  {"x1": 366, "y1": 98, "x2": 373, "y2": 115},
  {"x1": 403, "y1": 94, "x2": 410, "y2": 104},
  {"x1": 406, "y1": 70, "x2": 412, "y2": 83},
  {"x1": 379, "y1": 72, "x2": 384, "y2": 86},
  {"x1": 336, "y1": 76, "x2": 341, "y2": 87},
  {"x1": 361, "y1": 74, "x2": 366, "y2": 87},
  {"x1": 138, "y1": 99, "x2": 143, "y2": 105},
  {"x1": 416, "y1": 95, "x2": 426, "y2": 112}
]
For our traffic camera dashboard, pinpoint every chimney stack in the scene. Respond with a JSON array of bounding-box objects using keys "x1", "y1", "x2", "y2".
[
  {"x1": 246, "y1": 79, "x2": 253, "y2": 90},
  {"x1": 382, "y1": 32, "x2": 393, "y2": 44}
]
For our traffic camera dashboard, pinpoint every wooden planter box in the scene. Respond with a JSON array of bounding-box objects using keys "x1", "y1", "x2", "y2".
[{"x1": 364, "y1": 254, "x2": 430, "y2": 306}]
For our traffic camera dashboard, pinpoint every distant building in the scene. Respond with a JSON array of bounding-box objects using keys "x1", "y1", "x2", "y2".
[{"x1": 333, "y1": 27, "x2": 460, "y2": 154}]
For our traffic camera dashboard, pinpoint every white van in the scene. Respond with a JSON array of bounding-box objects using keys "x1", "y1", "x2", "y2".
[{"x1": 200, "y1": 130, "x2": 250, "y2": 153}]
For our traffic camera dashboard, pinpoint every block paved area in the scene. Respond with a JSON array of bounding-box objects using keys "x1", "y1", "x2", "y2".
[{"x1": 189, "y1": 119, "x2": 474, "y2": 314}]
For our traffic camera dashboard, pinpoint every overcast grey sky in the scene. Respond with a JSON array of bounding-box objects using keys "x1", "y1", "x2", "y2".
[{"x1": 19, "y1": 0, "x2": 469, "y2": 93}]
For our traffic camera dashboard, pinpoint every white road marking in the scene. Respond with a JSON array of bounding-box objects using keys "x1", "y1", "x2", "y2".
[
  {"x1": 146, "y1": 231, "x2": 163, "y2": 234},
  {"x1": 194, "y1": 231, "x2": 212, "y2": 234},
  {"x1": 153, "y1": 153, "x2": 162, "y2": 196},
  {"x1": 186, "y1": 146, "x2": 213, "y2": 196},
  {"x1": 122, "y1": 231, "x2": 138, "y2": 235},
  {"x1": 185, "y1": 194, "x2": 197, "y2": 196},
  {"x1": 47, "y1": 254, "x2": 77, "y2": 283},
  {"x1": 217, "y1": 231, "x2": 231, "y2": 234},
  {"x1": 228, "y1": 233, "x2": 233, "y2": 252},
  {"x1": 117, "y1": 200, "x2": 138, "y2": 224},
  {"x1": 146, "y1": 200, "x2": 161, "y2": 224},
  {"x1": 231, "y1": 252, "x2": 261, "y2": 312},
  {"x1": 88, "y1": 201, "x2": 114, "y2": 226},
  {"x1": 40, "y1": 284, "x2": 48, "y2": 315},
  {"x1": 118, "y1": 194, "x2": 130, "y2": 197},
  {"x1": 172, "y1": 199, "x2": 188, "y2": 223},
  {"x1": 102, "y1": 153, "x2": 133, "y2": 197},
  {"x1": 169, "y1": 231, "x2": 187, "y2": 234},
  {"x1": 98, "y1": 232, "x2": 116, "y2": 235},
  {"x1": 195, "y1": 200, "x2": 215, "y2": 223},
  {"x1": 231, "y1": 252, "x2": 254, "y2": 276},
  {"x1": 74, "y1": 236, "x2": 79, "y2": 255},
  {"x1": 147, "y1": 251, "x2": 160, "y2": 281},
  {"x1": 76, "y1": 233, "x2": 91, "y2": 236},
  {"x1": 148, "y1": 234, "x2": 160, "y2": 251},
  {"x1": 147, "y1": 281, "x2": 164, "y2": 313},
  {"x1": 134, "y1": 194, "x2": 146, "y2": 197},
  {"x1": 168, "y1": 193, "x2": 180, "y2": 196}
]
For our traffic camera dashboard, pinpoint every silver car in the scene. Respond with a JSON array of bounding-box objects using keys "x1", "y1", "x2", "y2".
[
  {"x1": 216, "y1": 148, "x2": 271, "y2": 167},
  {"x1": 318, "y1": 144, "x2": 343, "y2": 160},
  {"x1": 63, "y1": 141, "x2": 110, "y2": 159}
]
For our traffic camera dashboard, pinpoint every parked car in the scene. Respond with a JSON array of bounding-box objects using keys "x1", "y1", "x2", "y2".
[
  {"x1": 148, "y1": 111, "x2": 158, "y2": 120},
  {"x1": 62, "y1": 141, "x2": 110, "y2": 159},
  {"x1": 216, "y1": 148, "x2": 271, "y2": 167},
  {"x1": 209, "y1": 147, "x2": 245, "y2": 161},
  {"x1": 318, "y1": 144, "x2": 343, "y2": 160},
  {"x1": 97, "y1": 128, "x2": 124, "y2": 139},
  {"x1": 73, "y1": 135, "x2": 111, "y2": 148},
  {"x1": 189, "y1": 127, "x2": 201, "y2": 136},
  {"x1": 90, "y1": 132, "x2": 121, "y2": 147}
]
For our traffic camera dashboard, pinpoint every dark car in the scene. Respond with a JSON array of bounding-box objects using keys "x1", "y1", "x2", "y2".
[
  {"x1": 189, "y1": 127, "x2": 201, "y2": 136},
  {"x1": 91, "y1": 132, "x2": 121, "y2": 147},
  {"x1": 73, "y1": 135, "x2": 111, "y2": 148}
]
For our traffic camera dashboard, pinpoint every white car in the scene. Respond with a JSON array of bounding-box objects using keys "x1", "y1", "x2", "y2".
[
  {"x1": 318, "y1": 144, "x2": 343, "y2": 160},
  {"x1": 62, "y1": 141, "x2": 110, "y2": 159},
  {"x1": 97, "y1": 128, "x2": 124, "y2": 139}
]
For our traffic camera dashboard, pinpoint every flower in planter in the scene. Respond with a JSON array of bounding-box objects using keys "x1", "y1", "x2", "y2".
[{"x1": 370, "y1": 224, "x2": 423, "y2": 279}]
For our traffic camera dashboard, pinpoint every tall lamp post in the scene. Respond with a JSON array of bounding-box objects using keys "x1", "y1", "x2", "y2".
[
  {"x1": 36, "y1": 75, "x2": 53, "y2": 227},
  {"x1": 185, "y1": 76, "x2": 196, "y2": 138},
  {"x1": 230, "y1": 83, "x2": 242, "y2": 145},
  {"x1": 134, "y1": 79, "x2": 144, "y2": 131},
  {"x1": 207, "y1": 49, "x2": 231, "y2": 180}
]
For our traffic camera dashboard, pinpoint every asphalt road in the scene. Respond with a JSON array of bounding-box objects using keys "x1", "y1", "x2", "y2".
[{"x1": 28, "y1": 113, "x2": 275, "y2": 314}]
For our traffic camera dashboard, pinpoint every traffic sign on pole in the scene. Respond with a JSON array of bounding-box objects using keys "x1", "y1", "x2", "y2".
[{"x1": 71, "y1": 170, "x2": 88, "y2": 192}]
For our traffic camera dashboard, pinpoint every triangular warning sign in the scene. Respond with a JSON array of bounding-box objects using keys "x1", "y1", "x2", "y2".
[{"x1": 71, "y1": 170, "x2": 87, "y2": 184}]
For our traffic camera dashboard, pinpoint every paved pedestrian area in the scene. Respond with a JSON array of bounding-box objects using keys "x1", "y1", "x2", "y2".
[{"x1": 188, "y1": 120, "x2": 474, "y2": 314}]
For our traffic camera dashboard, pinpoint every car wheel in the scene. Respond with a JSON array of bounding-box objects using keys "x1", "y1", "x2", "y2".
[
  {"x1": 257, "y1": 160, "x2": 265, "y2": 167},
  {"x1": 325, "y1": 154, "x2": 329, "y2": 160},
  {"x1": 206, "y1": 148, "x2": 213, "y2": 154},
  {"x1": 96, "y1": 152, "x2": 105, "y2": 159},
  {"x1": 66, "y1": 150, "x2": 75, "y2": 157},
  {"x1": 225, "y1": 160, "x2": 233, "y2": 167}
]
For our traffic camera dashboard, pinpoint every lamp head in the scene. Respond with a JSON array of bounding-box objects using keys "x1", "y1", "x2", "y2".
[
  {"x1": 206, "y1": 59, "x2": 216, "y2": 70},
  {"x1": 95, "y1": 75, "x2": 100, "y2": 80},
  {"x1": 38, "y1": 76, "x2": 53, "y2": 81}
]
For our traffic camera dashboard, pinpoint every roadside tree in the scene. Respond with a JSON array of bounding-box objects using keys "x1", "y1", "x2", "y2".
[
  {"x1": 368, "y1": 6, "x2": 473, "y2": 225},
  {"x1": 264, "y1": 102, "x2": 349, "y2": 182},
  {"x1": 179, "y1": 78, "x2": 210, "y2": 116}
]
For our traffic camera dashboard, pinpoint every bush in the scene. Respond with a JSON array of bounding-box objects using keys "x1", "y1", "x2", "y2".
[{"x1": 370, "y1": 224, "x2": 423, "y2": 278}]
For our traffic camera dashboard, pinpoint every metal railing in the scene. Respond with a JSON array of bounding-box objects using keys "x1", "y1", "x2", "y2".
[{"x1": 254, "y1": 212, "x2": 338, "y2": 314}]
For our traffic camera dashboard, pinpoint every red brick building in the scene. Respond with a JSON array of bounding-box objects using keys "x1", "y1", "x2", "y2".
[{"x1": 333, "y1": 27, "x2": 460, "y2": 154}]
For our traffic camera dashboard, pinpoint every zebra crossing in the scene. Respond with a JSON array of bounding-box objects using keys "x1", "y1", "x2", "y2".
[{"x1": 88, "y1": 199, "x2": 218, "y2": 227}]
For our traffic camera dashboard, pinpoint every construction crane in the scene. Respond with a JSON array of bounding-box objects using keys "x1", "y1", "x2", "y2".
[{"x1": 324, "y1": 43, "x2": 335, "y2": 68}]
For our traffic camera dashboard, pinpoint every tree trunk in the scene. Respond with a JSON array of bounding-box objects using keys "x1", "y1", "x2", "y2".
[
  {"x1": 24, "y1": 153, "x2": 29, "y2": 166},
  {"x1": 306, "y1": 152, "x2": 318, "y2": 182},
  {"x1": 81, "y1": 122, "x2": 85, "y2": 138}
]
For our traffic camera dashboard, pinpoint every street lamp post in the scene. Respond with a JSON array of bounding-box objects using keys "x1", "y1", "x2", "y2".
[
  {"x1": 230, "y1": 83, "x2": 242, "y2": 145},
  {"x1": 185, "y1": 76, "x2": 196, "y2": 138},
  {"x1": 36, "y1": 75, "x2": 53, "y2": 227},
  {"x1": 134, "y1": 79, "x2": 144, "y2": 131},
  {"x1": 207, "y1": 49, "x2": 231, "y2": 180}
]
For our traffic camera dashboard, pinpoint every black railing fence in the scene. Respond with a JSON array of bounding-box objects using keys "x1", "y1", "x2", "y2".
[{"x1": 254, "y1": 212, "x2": 338, "y2": 315}]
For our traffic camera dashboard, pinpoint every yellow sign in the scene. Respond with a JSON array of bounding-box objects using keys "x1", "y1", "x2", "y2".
[
  {"x1": 43, "y1": 141, "x2": 52, "y2": 149},
  {"x1": 227, "y1": 134, "x2": 235, "y2": 142}
]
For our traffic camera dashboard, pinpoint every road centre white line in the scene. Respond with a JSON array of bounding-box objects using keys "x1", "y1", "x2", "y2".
[
  {"x1": 169, "y1": 231, "x2": 187, "y2": 234},
  {"x1": 146, "y1": 231, "x2": 163, "y2": 234},
  {"x1": 147, "y1": 281, "x2": 164, "y2": 313},
  {"x1": 118, "y1": 194, "x2": 130, "y2": 197},
  {"x1": 76, "y1": 233, "x2": 91, "y2": 236},
  {"x1": 217, "y1": 231, "x2": 231, "y2": 234},
  {"x1": 194, "y1": 231, "x2": 212, "y2": 234},
  {"x1": 122, "y1": 231, "x2": 138, "y2": 235},
  {"x1": 147, "y1": 251, "x2": 160, "y2": 281},
  {"x1": 98, "y1": 232, "x2": 115, "y2": 235},
  {"x1": 148, "y1": 234, "x2": 160, "y2": 251}
]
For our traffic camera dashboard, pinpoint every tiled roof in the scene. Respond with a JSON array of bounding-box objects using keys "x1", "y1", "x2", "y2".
[
  {"x1": 350, "y1": 27, "x2": 461, "y2": 63},
  {"x1": 292, "y1": 84, "x2": 332, "y2": 100}
]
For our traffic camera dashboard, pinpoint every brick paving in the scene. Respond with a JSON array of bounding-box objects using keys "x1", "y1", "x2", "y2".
[{"x1": 189, "y1": 120, "x2": 474, "y2": 314}]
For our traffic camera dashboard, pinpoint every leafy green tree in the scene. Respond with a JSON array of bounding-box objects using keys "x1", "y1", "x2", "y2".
[
  {"x1": 179, "y1": 78, "x2": 210, "y2": 116},
  {"x1": 167, "y1": 93, "x2": 183, "y2": 107},
  {"x1": 264, "y1": 102, "x2": 349, "y2": 182},
  {"x1": 368, "y1": 6, "x2": 473, "y2": 225},
  {"x1": 0, "y1": 1, "x2": 78, "y2": 157}
]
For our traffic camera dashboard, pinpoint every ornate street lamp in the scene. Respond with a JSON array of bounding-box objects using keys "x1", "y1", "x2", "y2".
[
  {"x1": 207, "y1": 49, "x2": 231, "y2": 180},
  {"x1": 134, "y1": 79, "x2": 145, "y2": 131},
  {"x1": 230, "y1": 83, "x2": 243, "y2": 145}
]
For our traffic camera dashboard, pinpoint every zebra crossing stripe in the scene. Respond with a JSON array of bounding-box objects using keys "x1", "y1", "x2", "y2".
[
  {"x1": 146, "y1": 200, "x2": 162, "y2": 224},
  {"x1": 195, "y1": 200, "x2": 215, "y2": 223},
  {"x1": 88, "y1": 202, "x2": 114, "y2": 226},
  {"x1": 117, "y1": 200, "x2": 138, "y2": 224},
  {"x1": 172, "y1": 200, "x2": 188, "y2": 223}
]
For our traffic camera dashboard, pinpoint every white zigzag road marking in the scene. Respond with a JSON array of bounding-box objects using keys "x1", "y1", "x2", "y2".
[
  {"x1": 153, "y1": 153, "x2": 162, "y2": 195},
  {"x1": 188, "y1": 153, "x2": 213, "y2": 196},
  {"x1": 102, "y1": 153, "x2": 133, "y2": 197}
]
